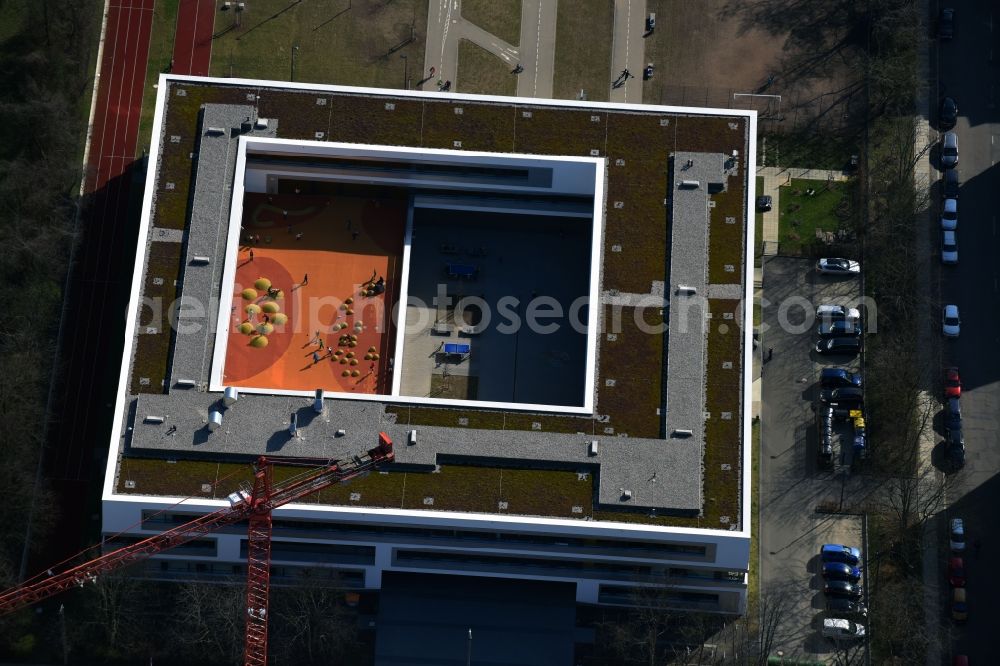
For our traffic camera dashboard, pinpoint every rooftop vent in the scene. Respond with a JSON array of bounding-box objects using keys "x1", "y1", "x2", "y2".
[
  {"x1": 409, "y1": 430, "x2": 418, "y2": 446},
  {"x1": 675, "y1": 285, "x2": 697, "y2": 296},
  {"x1": 313, "y1": 389, "x2": 325, "y2": 414},
  {"x1": 175, "y1": 379, "x2": 196, "y2": 388},
  {"x1": 191, "y1": 256, "x2": 210, "y2": 265},
  {"x1": 207, "y1": 411, "x2": 223, "y2": 432},
  {"x1": 672, "y1": 429, "x2": 694, "y2": 438},
  {"x1": 588, "y1": 440, "x2": 599, "y2": 456},
  {"x1": 206, "y1": 127, "x2": 226, "y2": 136},
  {"x1": 679, "y1": 180, "x2": 700, "y2": 189},
  {"x1": 255, "y1": 118, "x2": 270, "y2": 130},
  {"x1": 223, "y1": 386, "x2": 239, "y2": 406},
  {"x1": 144, "y1": 415, "x2": 165, "y2": 424}
]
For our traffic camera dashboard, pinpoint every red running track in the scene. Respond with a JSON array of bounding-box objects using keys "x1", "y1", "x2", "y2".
[
  {"x1": 52, "y1": 0, "x2": 154, "y2": 482},
  {"x1": 85, "y1": 0, "x2": 154, "y2": 195},
  {"x1": 172, "y1": 0, "x2": 215, "y2": 76}
]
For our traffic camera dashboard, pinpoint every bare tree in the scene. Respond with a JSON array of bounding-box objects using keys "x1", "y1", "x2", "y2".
[
  {"x1": 169, "y1": 579, "x2": 246, "y2": 665},
  {"x1": 269, "y1": 582, "x2": 359, "y2": 664}
]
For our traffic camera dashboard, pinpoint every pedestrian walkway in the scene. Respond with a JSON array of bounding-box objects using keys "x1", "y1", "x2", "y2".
[
  {"x1": 755, "y1": 166, "x2": 851, "y2": 255},
  {"x1": 609, "y1": 0, "x2": 647, "y2": 104},
  {"x1": 422, "y1": 0, "x2": 556, "y2": 98}
]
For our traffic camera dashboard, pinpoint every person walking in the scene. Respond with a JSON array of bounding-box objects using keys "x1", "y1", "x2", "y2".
[
  {"x1": 301, "y1": 273, "x2": 309, "y2": 286},
  {"x1": 312, "y1": 351, "x2": 321, "y2": 364},
  {"x1": 249, "y1": 249, "x2": 254, "y2": 262},
  {"x1": 767, "y1": 347, "x2": 773, "y2": 362}
]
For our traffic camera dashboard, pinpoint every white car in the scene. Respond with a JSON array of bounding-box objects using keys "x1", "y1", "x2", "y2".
[
  {"x1": 816, "y1": 258, "x2": 861, "y2": 275},
  {"x1": 941, "y1": 230, "x2": 958, "y2": 264},
  {"x1": 941, "y1": 198, "x2": 957, "y2": 230},
  {"x1": 950, "y1": 518, "x2": 966, "y2": 552},
  {"x1": 822, "y1": 617, "x2": 866, "y2": 641},
  {"x1": 816, "y1": 304, "x2": 862, "y2": 321},
  {"x1": 943, "y1": 305, "x2": 960, "y2": 337}
]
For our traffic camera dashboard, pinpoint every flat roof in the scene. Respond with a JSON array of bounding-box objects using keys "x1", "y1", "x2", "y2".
[{"x1": 107, "y1": 75, "x2": 755, "y2": 534}]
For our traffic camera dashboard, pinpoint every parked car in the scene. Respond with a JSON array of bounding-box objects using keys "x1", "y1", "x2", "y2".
[
  {"x1": 821, "y1": 368, "x2": 863, "y2": 389},
  {"x1": 952, "y1": 587, "x2": 967, "y2": 622},
  {"x1": 820, "y1": 387, "x2": 864, "y2": 406},
  {"x1": 942, "y1": 304, "x2": 960, "y2": 337},
  {"x1": 816, "y1": 258, "x2": 861, "y2": 275},
  {"x1": 950, "y1": 518, "x2": 966, "y2": 552},
  {"x1": 826, "y1": 597, "x2": 868, "y2": 618},
  {"x1": 817, "y1": 405, "x2": 834, "y2": 469},
  {"x1": 942, "y1": 168, "x2": 959, "y2": 199},
  {"x1": 941, "y1": 198, "x2": 957, "y2": 230},
  {"x1": 756, "y1": 195, "x2": 772, "y2": 212},
  {"x1": 940, "y1": 96, "x2": 958, "y2": 129},
  {"x1": 947, "y1": 428, "x2": 966, "y2": 469},
  {"x1": 821, "y1": 544, "x2": 862, "y2": 566},
  {"x1": 939, "y1": 7, "x2": 954, "y2": 39},
  {"x1": 941, "y1": 132, "x2": 959, "y2": 169},
  {"x1": 818, "y1": 320, "x2": 862, "y2": 338},
  {"x1": 816, "y1": 337, "x2": 862, "y2": 356},
  {"x1": 946, "y1": 397, "x2": 962, "y2": 430},
  {"x1": 941, "y1": 230, "x2": 958, "y2": 264},
  {"x1": 822, "y1": 617, "x2": 866, "y2": 641},
  {"x1": 822, "y1": 562, "x2": 862, "y2": 582},
  {"x1": 825, "y1": 580, "x2": 863, "y2": 599},
  {"x1": 944, "y1": 367, "x2": 961, "y2": 398},
  {"x1": 815, "y1": 304, "x2": 861, "y2": 321},
  {"x1": 948, "y1": 557, "x2": 967, "y2": 587}
]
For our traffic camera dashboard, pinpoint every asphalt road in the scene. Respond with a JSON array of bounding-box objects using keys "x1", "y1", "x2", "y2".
[
  {"x1": 933, "y1": 1, "x2": 1000, "y2": 661},
  {"x1": 760, "y1": 257, "x2": 871, "y2": 661}
]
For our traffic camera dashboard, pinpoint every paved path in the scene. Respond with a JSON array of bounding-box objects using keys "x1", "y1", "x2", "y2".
[
  {"x1": 422, "y1": 0, "x2": 556, "y2": 98},
  {"x1": 515, "y1": 0, "x2": 556, "y2": 98},
  {"x1": 609, "y1": 0, "x2": 646, "y2": 104},
  {"x1": 756, "y1": 166, "x2": 851, "y2": 255}
]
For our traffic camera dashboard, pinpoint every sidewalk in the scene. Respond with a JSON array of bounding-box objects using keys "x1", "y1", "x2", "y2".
[{"x1": 756, "y1": 166, "x2": 851, "y2": 255}]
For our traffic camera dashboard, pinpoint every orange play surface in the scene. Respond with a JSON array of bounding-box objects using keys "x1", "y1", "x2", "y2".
[{"x1": 222, "y1": 193, "x2": 405, "y2": 395}]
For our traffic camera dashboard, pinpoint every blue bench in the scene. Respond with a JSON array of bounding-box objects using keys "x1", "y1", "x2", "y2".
[
  {"x1": 443, "y1": 343, "x2": 470, "y2": 355},
  {"x1": 446, "y1": 263, "x2": 477, "y2": 279}
]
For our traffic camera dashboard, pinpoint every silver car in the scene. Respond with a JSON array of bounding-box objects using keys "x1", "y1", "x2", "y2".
[
  {"x1": 942, "y1": 230, "x2": 958, "y2": 264},
  {"x1": 941, "y1": 132, "x2": 958, "y2": 169}
]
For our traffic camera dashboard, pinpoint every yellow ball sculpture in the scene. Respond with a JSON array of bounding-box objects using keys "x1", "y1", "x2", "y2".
[
  {"x1": 254, "y1": 278, "x2": 272, "y2": 291},
  {"x1": 246, "y1": 303, "x2": 261, "y2": 315},
  {"x1": 250, "y1": 335, "x2": 269, "y2": 348},
  {"x1": 238, "y1": 322, "x2": 254, "y2": 335},
  {"x1": 272, "y1": 312, "x2": 288, "y2": 325},
  {"x1": 241, "y1": 288, "x2": 257, "y2": 300},
  {"x1": 261, "y1": 301, "x2": 280, "y2": 314}
]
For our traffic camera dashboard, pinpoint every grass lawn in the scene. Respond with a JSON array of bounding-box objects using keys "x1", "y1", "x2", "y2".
[
  {"x1": 457, "y1": 39, "x2": 517, "y2": 96},
  {"x1": 209, "y1": 0, "x2": 427, "y2": 89},
  {"x1": 552, "y1": 0, "x2": 613, "y2": 102},
  {"x1": 460, "y1": 0, "x2": 521, "y2": 45},
  {"x1": 137, "y1": 0, "x2": 180, "y2": 156},
  {"x1": 761, "y1": 131, "x2": 857, "y2": 170},
  {"x1": 778, "y1": 178, "x2": 850, "y2": 255}
]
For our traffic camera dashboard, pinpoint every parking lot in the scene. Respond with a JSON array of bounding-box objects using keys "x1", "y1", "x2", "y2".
[{"x1": 759, "y1": 256, "x2": 875, "y2": 660}]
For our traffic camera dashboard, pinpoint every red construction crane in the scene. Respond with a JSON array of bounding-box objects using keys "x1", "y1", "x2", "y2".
[{"x1": 0, "y1": 433, "x2": 395, "y2": 666}]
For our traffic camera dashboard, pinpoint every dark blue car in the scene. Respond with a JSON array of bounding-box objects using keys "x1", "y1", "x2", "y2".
[
  {"x1": 822, "y1": 562, "x2": 862, "y2": 582},
  {"x1": 820, "y1": 368, "x2": 862, "y2": 389},
  {"x1": 821, "y1": 544, "x2": 861, "y2": 566}
]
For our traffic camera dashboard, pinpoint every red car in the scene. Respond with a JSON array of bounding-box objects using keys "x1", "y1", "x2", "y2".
[
  {"x1": 945, "y1": 367, "x2": 962, "y2": 398},
  {"x1": 948, "y1": 556, "x2": 966, "y2": 587}
]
